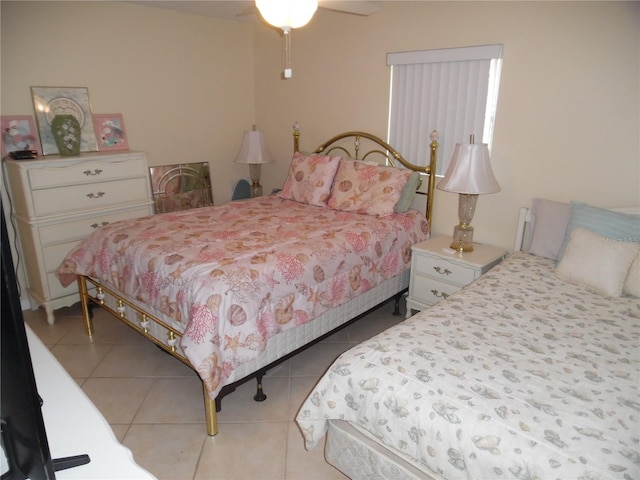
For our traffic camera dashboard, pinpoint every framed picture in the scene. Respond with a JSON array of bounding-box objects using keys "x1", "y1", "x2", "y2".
[
  {"x1": 92, "y1": 113, "x2": 129, "y2": 151},
  {"x1": 1, "y1": 116, "x2": 40, "y2": 158},
  {"x1": 31, "y1": 86, "x2": 98, "y2": 155}
]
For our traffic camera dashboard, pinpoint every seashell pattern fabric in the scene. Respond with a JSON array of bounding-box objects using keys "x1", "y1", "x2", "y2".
[
  {"x1": 56, "y1": 195, "x2": 429, "y2": 399},
  {"x1": 280, "y1": 152, "x2": 342, "y2": 206},
  {"x1": 296, "y1": 252, "x2": 640, "y2": 480},
  {"x1": 327, "y1": 158, "x2": 412, "y2": 217}
]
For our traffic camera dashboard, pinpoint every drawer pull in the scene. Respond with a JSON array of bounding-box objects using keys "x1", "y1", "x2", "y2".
[
  {"x1": 86, "y1": 191, "x2": 106, "y2": 199},
  {"x1": 433, "y1": 266, "x2": 452, "y2": 275},
  {"x1": 90, "y1": 221, "x2": 109, "y2": 229},
  {"x1": 431, "y1": 289, "x2": 449, "y2": 300},
  {"x1": 83, "y1": 169, "x2": 103, "y2": 176}
]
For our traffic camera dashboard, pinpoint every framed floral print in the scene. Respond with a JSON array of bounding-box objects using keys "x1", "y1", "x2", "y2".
[
  {"x1": 92, "y1": 113, "x2": 129, "y2": 151},
  {"x1": 31, "y1": 86, "x2": 98, "y2": 155},
  {"x1": 1, "y1": 115, "x2": 40, "y2": 158}
]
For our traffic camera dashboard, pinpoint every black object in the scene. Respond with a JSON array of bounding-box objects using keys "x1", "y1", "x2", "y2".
[
  {"x1": 1, "y1": 203, "x2": 90, "y2": 479},
  {"x1": 8, "y1": 150, "x2": 38, "y2": 160}
]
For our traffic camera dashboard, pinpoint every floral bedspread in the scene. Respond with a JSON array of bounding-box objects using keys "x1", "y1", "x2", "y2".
[
  {"x1": 296, "y1": 252, "x2": 640, "y2": 480},
  {"x1": 57, "y1": 196, "x2": 429, "y2": 398}
]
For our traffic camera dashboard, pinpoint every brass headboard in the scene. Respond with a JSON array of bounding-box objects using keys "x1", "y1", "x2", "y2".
[{"x1": 292, "y1": 123, "x2": 439, "y2": 230}]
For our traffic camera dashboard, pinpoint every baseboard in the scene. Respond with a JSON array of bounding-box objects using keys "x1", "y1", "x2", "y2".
[{"x1": 20, "y1": 297, "x2": 32, "y2": 311}]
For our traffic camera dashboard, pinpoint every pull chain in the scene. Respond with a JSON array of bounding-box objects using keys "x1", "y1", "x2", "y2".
[{"x1": 282, "y1": 28, "x2": 292, "y2": 79}]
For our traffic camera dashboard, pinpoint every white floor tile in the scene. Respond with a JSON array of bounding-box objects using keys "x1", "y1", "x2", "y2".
[
  {"x1": 27, "y1": 299, "x2": 400, "y2": 480},
  {"x1": 195, "y1": 422, "x2": 287, "y2": 480}
]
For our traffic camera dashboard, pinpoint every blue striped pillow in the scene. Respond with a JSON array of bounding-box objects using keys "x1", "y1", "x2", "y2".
[{"x1": 558, "y1": 202, "x2": 640, "y2": 260}]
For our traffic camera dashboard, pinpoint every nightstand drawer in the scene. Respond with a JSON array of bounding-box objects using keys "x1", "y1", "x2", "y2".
[
  {"x1": 411, "y1": 275, "x2": 461, "y2": 305},
  {"x1": 32, "y1": 177, "x2": 150, "y2": 217},
  {"x1": 28, "y1": 157, "x2": 148, "y2": 189},
  {"x1": 413, "y1": 254, "x2": 477, "y2": 285}
]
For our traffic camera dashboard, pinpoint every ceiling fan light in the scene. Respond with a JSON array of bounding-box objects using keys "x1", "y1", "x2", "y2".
[{"x1": 255, "y1": 0, "x2": 318, "y2": 29}]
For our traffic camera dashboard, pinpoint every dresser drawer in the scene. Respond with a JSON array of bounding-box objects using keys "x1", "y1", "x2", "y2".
[
  {"x1": 43, "y1": 240, "x2": 80, "y2": 273},
  {"x1": 32, "y1": 177, "x2": 150, "y2": 217},
  {"x1": 38, "y1": 206, "x2": 151, "y2": 246},
  {"x1": 47, "y1": 271, "x2": 78, "y2": 299},
  {"x1": 411, "y1": 275, "x2": 461, "y2": 305},
  {"x1": 28, "y1": 156, "x2": 148, "y2": 189},
  {"x1": 413, "y1": 253, "x2": 477, "y2": 285}
]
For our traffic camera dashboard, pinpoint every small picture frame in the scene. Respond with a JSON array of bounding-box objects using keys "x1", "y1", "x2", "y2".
[
  {"x1": 1, "y1": 115, "x2": 41, "y2": 158},
  {"x1": 31, "y1": 86, "x2": 98, "y2": 155},
  {"x1": 93, "y1": 113, "x2": 129, "y2": 151}
]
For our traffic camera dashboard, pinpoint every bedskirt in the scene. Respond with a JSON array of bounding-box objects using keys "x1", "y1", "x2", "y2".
[{"x1": 85, "y1": 268, "x2": 410, "y2": 390}]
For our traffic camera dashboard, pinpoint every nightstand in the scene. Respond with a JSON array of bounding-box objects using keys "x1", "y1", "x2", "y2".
[{"x1": 406, "y1": 235, "x2": 508, "y2": 318}]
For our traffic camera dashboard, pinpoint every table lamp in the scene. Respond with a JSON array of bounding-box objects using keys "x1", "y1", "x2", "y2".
[
  {"x1": 437, "y1": 137, "x2": 500, "y2": 252},
  {"x1": 234, "y1": 126, "x2": 273, "y2": 197}
]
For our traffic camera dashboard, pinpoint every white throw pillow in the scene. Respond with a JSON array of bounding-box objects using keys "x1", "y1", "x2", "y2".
[{"x1": 555, "y1": 228, "x2": 639, "y2": 297}]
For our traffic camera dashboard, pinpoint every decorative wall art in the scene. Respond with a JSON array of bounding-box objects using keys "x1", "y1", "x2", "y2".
[
  {"x1": 50, "y1": 115, "x2": 81, "y2": 156},
  {"x1": 31, "y1": 86, "x2": 98, "y2": 155},
  {"x1": 92, "y1": 113, "x2": 129, "y2": 151},
  {"x1": 1, "y1": 115, "x2": 40, "y2": 157}
]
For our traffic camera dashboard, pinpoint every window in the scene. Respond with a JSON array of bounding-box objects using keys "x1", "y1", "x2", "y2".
[{"x1": 387, "y1": 44, "x2": 503, "y2": 176}]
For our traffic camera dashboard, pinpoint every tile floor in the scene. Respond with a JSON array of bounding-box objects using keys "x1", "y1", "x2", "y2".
[{"x1": 24, "y1": 298, "x2": 405, "y2": 480}]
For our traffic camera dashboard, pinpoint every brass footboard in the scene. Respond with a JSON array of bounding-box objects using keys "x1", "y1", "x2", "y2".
[{"x1": 77, "y1": 275, "x2": 219, "y2": 436}]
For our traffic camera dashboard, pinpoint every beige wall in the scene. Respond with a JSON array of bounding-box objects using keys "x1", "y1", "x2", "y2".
[
  {"x1": 1, "y1": 1, "x2": 255, "y2": 204},
  {"x1": 2, "y1": 1, "x2": 639, "y2": 253},
  {"x1": 254, "y1": 1, "x2": 640, "y2": 249}
]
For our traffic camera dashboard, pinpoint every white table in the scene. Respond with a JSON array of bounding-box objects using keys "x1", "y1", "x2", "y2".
[{"x1": 22, "y1": 326, "x2": 156, "y2": 479}]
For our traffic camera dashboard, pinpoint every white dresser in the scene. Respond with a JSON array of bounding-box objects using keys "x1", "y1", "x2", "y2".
[
  {"x1": 406, "y1": 235, "x2": 508, "y2": 318},
  {"x1": 4, "y1": 151, "x2": 153, "y2": 324}
]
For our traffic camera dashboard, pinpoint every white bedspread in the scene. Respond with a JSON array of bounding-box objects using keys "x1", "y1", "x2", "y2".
[{"x1": 297, "y1": 252, "x2": 640, "y2": 480}]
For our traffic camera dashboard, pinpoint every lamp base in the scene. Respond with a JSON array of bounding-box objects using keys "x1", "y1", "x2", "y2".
[
  {"x1": 250, "y1": 182, "x2": 263, "y2": 198},
  {"x1": 450, "y1": 223, "x2": 474, "y2": 252},
  {"x1": 249, "y1": 164, "x2": 263, "y2": 198},
  {"x1": 449, "y1": 193, "x2": 478, "y2": 252}
]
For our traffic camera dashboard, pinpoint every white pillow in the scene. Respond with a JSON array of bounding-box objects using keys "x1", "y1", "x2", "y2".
[
  {"x1": 624, "y1": 252, "x2": 640, "y2": 298},
  {"x1": 556, "y1": 228, "x2": 639, "y2": 297}
]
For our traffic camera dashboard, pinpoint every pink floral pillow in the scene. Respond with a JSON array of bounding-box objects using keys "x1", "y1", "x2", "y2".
[
  {"x1": 327, "y1": 158, "x2": 412, "y2": 217},
  {"x1": 280, "y1": 152, "x2": 342, "y2": 206}
]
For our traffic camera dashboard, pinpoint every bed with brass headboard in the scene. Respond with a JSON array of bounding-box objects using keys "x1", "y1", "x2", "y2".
[{"x1": 56, "y1": 124, "x2": 439, "y2": 436}]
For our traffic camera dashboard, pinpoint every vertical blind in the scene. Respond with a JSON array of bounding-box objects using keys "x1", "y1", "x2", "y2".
[{"x1": 387, "y1": 44, "x2": 503, "y2": 176}]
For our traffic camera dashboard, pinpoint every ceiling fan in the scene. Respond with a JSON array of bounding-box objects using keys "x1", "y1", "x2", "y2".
[{"x1": 242, "y1": 1, "x2": 379, "y2": 79}]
